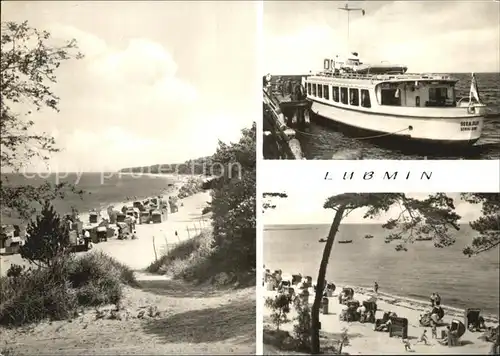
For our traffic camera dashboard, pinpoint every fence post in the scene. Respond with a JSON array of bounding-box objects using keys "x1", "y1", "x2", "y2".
[{"x1": 152, "y1": 235, "x2": 158, "y2": 262}]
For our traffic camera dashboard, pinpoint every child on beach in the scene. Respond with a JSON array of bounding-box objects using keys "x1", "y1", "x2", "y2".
[
  {"x1": 431, "y1": 324, "x2": 437, "y2": 339},
  {"x1": 403, "y1": 338, "x2": 412, "y2": 351},
  {"x1": 416, "y1": 330, "x2": 429, "y2": 345}
]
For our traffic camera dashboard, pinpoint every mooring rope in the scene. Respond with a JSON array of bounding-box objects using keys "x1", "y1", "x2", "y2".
[{"x1": 293, "y1": 126, "x2": 411, "y2": 140}]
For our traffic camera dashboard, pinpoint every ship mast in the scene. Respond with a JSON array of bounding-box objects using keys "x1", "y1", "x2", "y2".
[{"x1": 338, "y1": 2, "x2": 365, "y2": 52}]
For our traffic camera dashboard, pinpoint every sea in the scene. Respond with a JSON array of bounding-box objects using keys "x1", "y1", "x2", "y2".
[
  {"x1": 295, "y1": 72, "x2": 500, "y2": 159},
  {"x1": 264, "y1": 223, "x2": 500, "y2": 316},
  {"x1": 1, "y1": 172, "x2": 175, "y2": 225}
]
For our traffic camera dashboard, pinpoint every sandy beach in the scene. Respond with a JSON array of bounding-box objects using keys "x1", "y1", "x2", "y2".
[
  {"x1": 263, "y1": 271, "x2": 498, "y2": 355},
  {"x1": 0, "y1": 174, "x2": 256, "y2": 354},
  {"x1": 1, "y1": 173, "x2": 208, "y2": 274}
]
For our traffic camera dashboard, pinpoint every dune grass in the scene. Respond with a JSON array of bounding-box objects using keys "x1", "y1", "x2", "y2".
[
  {"x1": 146, "y1": 230, "x2": 255, "y2": 287},
  {"x1": 0, "y1": 251, "x2": 137, "y2": 326}
]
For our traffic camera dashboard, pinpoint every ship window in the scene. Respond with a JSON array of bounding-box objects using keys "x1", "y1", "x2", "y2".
[
  {"x1": 381, "y1": 89, "x2": 401, "y2": 106},
  {"x1": 332, "y1": 86, "x2": 339, "y2": 102},
  {"x1": 318, "y1": 84, "x2": 323, "y2": 98},
  {"x1": 312, "y1": 83, "x2": 317, "y2": 96},
  {"x1": 360, "y1": 89, "x2": 371, "y2": 108},
  {"x1": 307, "y1": 82, "x2": 311, "y2": 95},
  {"x1": 349, "y1": 88, "x2": 359, "y2": 106},
  {"x1": 340, "y1": 87, "x2": 348, "y2": 104},
  {"x1": 323, "y1": 85, "x2": 329, "y2": 100},
  {"x1": 427, "y1": 87, "x2": 448, "y2": 107}
]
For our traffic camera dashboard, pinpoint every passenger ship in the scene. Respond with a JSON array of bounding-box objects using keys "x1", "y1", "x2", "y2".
[{"x1": 304, "y1": 53, "x2": 486, "y2": 146}]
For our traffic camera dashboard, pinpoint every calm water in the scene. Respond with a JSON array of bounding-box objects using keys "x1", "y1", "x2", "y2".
[
  {"x1": 1, "y1": 173, "x2": 174, "y2": 224},
  {"x1": 297, "y1": 73, "x2": 500, "y2": 159},
  {"x1": 264, "y1": 223, "x2": 500, "y2": 316}
]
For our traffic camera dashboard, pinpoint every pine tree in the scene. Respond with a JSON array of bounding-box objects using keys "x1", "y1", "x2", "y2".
[{"x1": 20, "y1": 200, "x2": 70, "y2": 267}]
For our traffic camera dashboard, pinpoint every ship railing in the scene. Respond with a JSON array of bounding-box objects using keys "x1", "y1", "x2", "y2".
[{"x1": 311, "y1": 71, "x2": 455, "y2": 82}]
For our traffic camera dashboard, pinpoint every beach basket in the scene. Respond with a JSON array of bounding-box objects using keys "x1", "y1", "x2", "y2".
[
  {"x1": 321, "y1": 297, "x2": 329, "y2": 314},
  {"x1": 389, "y1": 317, "x2": 408, "y2": 339}
]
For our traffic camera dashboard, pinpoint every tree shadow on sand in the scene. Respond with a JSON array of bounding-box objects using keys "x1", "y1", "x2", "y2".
[
  {"x1": 138, "y1": 279, "x2": 229, "y2": 298},
  {"x1": 142, "y1": 299, "x2": 255, "y2": 344}
]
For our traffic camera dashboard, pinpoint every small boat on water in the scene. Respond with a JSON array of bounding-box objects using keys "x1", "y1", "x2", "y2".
[
  {"x1": 364, "y1": 234, "x2": 374, "y2": 239},
  {"x1": 303, "y1": 5, "x2": 486, "y2": 146},
  {"x1": 338, "y1": 240, "x2": 353, "y2": 244},
  {"x1": 415, "y1": 237, "x2": 432, "y2": 241},
  {"x1": 319, "y1": 238, "x2": 327, "y2": 243}
]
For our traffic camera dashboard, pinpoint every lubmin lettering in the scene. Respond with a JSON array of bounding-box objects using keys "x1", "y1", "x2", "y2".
[{"x1": 323, "y1": 171, "x2": 433, "y2": 180}]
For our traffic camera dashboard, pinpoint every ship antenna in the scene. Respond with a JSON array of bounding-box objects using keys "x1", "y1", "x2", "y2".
[{"x1": 338, "y1": 2, "x2": 365, "y2": 51}]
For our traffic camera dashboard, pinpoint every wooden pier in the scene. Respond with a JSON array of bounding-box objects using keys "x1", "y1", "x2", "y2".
[{"x1": 262, "y1": 75, "x2": 311, "y2": 160}]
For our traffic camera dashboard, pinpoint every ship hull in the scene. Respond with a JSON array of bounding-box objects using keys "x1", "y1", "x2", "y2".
[{"x1": 309, "y1": 99, "x2": 482, "y2": 146}]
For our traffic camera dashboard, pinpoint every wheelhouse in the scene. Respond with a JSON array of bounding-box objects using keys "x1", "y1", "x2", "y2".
[{"x1": 374, "y1": 79, "x2": 458, "y2": 108}]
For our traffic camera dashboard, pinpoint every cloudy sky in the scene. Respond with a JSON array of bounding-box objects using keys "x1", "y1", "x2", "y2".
[
  {"x1": 2, "y1": 1, "x2": 258, "y2": 172},
  {"x1": 263, "y1": 192, "x2": 483, "y2": 225},
  {"x1": 264, "y1": 0, "x2": 500, "y2": 74}
]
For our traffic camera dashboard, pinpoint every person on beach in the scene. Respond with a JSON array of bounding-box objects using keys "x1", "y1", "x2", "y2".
[
  {"x1": 84, "y1": 230, "x2": 91, "y2": 249},
  {"x1": 435, "y1": 293, "x2": 441, "y2": 306},
  {"x1": 374, "y1": 281, "x2": 379, "y2": 293},
  {"x1": 416, "y1": 330, "x2": 429, "y2": 345},
  {"x1": 403, "y1": 338, "x2": 412, "y2": 351},
  {"x1": 431, "y1": 323, "x2": 438, "y2": 339},
  {"x1": 430, "y1": 293, "x2": 437, "y2": 307}
]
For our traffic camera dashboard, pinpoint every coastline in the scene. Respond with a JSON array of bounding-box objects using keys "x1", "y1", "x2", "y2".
[{"x1": 264, "y1": 269, "x2": 499, "y2": 355}]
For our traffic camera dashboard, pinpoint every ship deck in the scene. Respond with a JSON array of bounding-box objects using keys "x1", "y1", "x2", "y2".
[{"x1": 309, "y1": 71, "x2": 458, "y2": 83}]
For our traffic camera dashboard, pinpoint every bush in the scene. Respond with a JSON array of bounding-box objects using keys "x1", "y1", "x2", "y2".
[
  {"x1": 68, "y1": 251, "x2": 137, "y2": 288},
  {"x1": 67, "y1": 251, "x2": 137, "y2": 306},
  {"x1": 6, "y1": 264, "x2": 25, "y2": 279},
  {"x1": 293, "y1": 296, "x2": 312, "y2": 351},
  {"x1": 0, "y1": 252, "x2": 137, "y2": 326},
  {"x1": 265, "y1": 293, "x2": 291, "y2": 331},
  {"x1": 0, "y1": 261, "x2": 78, "y2": 326},
  {"x1": 210, "y1": 123, "x2": 256, "y2": 274},
  {"x1": 177, "y1": 177, "x2": 203, "y2": 200}
]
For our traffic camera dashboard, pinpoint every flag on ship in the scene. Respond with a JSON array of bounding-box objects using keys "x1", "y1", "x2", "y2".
[{"x1": 469, "y1": 72, "x2": 481, "y2": 103}]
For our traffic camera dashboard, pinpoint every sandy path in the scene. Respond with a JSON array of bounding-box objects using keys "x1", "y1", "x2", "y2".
[
  {"x1": 92, "y1": 191, "x2": 211, "y2": 271},
  {"x1": 263, "y1": 287, "x2": 496, "y2": 355}
]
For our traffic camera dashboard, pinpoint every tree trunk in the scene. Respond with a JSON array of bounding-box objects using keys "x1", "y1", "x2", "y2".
[{"x1": 311, "y1": 205, "x2": 346, "y2": 354}]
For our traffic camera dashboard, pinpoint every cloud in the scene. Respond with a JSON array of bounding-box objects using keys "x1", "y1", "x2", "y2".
[
  {"x1": 24, "y1": 24, "x2": 232, "y2": 171},
  {"x1": 264, "y1": 1, "x2": 499, "y2": 73}
]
